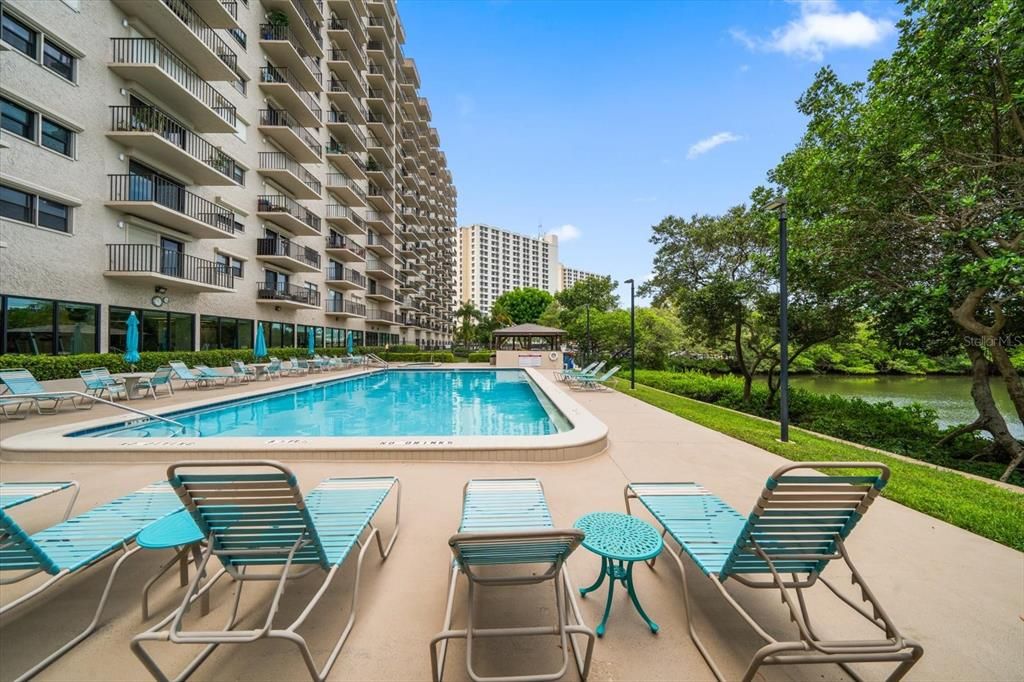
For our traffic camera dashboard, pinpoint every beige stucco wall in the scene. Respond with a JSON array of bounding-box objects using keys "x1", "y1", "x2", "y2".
[{"x1": 496, "y1": 349, "x2": 563, "y2": 369}]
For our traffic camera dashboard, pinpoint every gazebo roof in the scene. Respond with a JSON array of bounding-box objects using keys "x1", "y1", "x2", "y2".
[{"x1": 491, "y1": 323, "x2": 566, "y2": 337}]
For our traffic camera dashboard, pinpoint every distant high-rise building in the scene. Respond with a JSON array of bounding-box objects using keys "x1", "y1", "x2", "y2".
[{"x1": 455, "y1": 224, "x2": 607, "y2": 315}]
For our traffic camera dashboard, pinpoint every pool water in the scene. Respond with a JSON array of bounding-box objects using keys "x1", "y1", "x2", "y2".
[{"x1": 72, "y1": 369, "x2": 572, "y2": 438}]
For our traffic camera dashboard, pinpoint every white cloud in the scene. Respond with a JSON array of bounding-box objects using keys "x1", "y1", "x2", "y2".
[
  {"x1": 687, "y1": 131, "x2": 743, "y2": 159},
  {"x1": 547, "y1": 224, "x2": 582, "y2": 242},
  {"x1": 732, "y1": 1, "x2": 894, "y2": 60}
]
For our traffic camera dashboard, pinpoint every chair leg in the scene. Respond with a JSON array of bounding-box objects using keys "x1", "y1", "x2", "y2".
[
  {"x1": 663, "y1": 543, "x2": 728, "y2": 682},
  {"x1": 12, "y1": 547, "x2": 138, "y2": 682}
]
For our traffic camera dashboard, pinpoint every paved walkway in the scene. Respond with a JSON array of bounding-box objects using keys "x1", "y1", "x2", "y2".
[{"x1": 0, "y1": 370, "x2": 1021, "y2": 681}]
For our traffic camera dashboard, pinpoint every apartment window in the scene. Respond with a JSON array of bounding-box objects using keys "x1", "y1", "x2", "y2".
[
  {"x1": 200, "y1": 315, "x2": 253, "y2": 349},
  {"x1": 42, "y1": 41, "x2": 74, "y2": 80},
  {"x1": 109, "y1": 307, "x2": 194, "y2": 352},
  {"x1": 228, "y1": 27, "x2": 247, "y2": 49},
  {"x1": 1, "y1": 97, "x2": 75, "y2": 157},
  {"x1": 258, "y1": 320, "x2": 296, "y2": 347},
  {"x1": 0, "y1": 10, "x2": 76, "y2": 82},
  {"x1": 1, "y1": 295, "x2": 98, "y2": 355},
  {"x1": 0, "y1": 184, "x2": 71, "y2": 232},
  {"x1": 215, "y1": 253, "x2": 244, "y2": 278}
]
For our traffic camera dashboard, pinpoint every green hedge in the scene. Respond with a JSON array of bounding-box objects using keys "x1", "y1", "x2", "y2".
[
  {"x1": 0, "y1": 347, "x2": 454, "y2": 380},
  {"x1": 629, "y1": 370, "x2": 1019, "y2": 485},
  {"x1": 468, "y1": 351, "x2": 493, "y2": 363}
]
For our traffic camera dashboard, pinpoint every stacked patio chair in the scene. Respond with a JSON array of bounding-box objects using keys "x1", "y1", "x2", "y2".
[
  {"x1": 80, "y1": 368, "x2": 127, "y2": 402},
  {"x1": 168, "y1": 361, "x2": 219, "y2": 389},
  {"x1": 0, "y1": 369, "x2": 91, "y2": 413},
  {"x1": 131, "y1": 461, "x2": 401, "y2": 682},
  {"x1": 555, "y1": 360, "x2": 603, "y2": 383},
  {"x1": 231, "y1": 360, "x2": 257, "y2": 383},
  {"x1": 625, "y1": 462, "x2": 924, "y2": 682},
  {"x1": 568, "y1": 366, "x2": 620, "y2": 391},
  {"x1": 193, "y1": 364, "x2": 238, "y2": 385},
  {"x1": 430, "y1": 478, "x2": 595, "y2": 682},
  {"x1": 0, "y1": 481, "x2": 182, "y2": 680}
]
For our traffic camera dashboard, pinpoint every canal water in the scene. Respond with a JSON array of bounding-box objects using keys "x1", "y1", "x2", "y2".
[{"x1": 789, "y1": 375, "x2": 1022, "y2": 439}]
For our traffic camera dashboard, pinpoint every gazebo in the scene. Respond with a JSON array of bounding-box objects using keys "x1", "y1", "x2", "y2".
[{"x1": 491, "y1": 323, "x2": 566, "y2": 368}]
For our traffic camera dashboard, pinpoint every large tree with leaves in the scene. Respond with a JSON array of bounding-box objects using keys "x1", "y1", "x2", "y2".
[
  {"x1": 772, "y1": 0, "x2": 1023, "y2": 479},
  {"x1": 491, "y1": 288, "x2": 554, "y2": 325}
]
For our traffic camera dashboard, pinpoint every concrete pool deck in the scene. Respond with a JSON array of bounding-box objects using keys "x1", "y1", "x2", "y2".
[{"x1": 0, "y1": 369, "x2": 1021, "y2": 681}]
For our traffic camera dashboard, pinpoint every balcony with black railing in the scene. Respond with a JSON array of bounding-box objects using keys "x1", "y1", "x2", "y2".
[
  {"x1": 258, "y1": 108, "x2": 321, "y2": 163},
  {"x1": 365, "y1": 257, "x2": 395, "y2": 280},
  {"x1": 366, "y1": 280, "x2": 396, "y2": 301},
  {"x1": 109, "y1": 38, "x2": 236, "y2": 132},
  {"x1": 257, "y1": 151, "x2": 322, "y2": 199},
  {"x1": 367, "y1": 308, "x2": 395, "y2": 324},
  {"x1": 257, "y1": 282, "x2": 321, "y2": 308},
  {"x1": 108, "y1": 106, "x2": 244, "y2": 186},
  {"x1": 325, "y1": 204, "x2": 367, "y2": 235},
  {"x1": 365, "y1": 211, "x2": 396, "y2": 235},
  {"x1": 258, "y1": 25, "x2": 322, "y2": 85},
  {"x1": 105, "y1": 243, "x2": 234, "y2": 291},
  {"x1": 256, "y1": 237, "x2": 321, "y2": 272},
  {"x1": 326, "y1": 297, "x2": 367, "y2": 317},
  {"x1": 106, "y1": 174, "x2": 236, "y2": 239},
  {"x1": 261, "y1": 0, "x2": 324, "y2": 54},
  {"x1": 325, "y1": 172, "x2": 367, "y2": 207},
  {"x1": 111, "y1": 0, "x2": 239, "y2": 80},
  {"x1": 257, "y1": 194, "x2": 322, "y2": 236},
  {"x1": 325, "y1": 140, "x2": 368, "y2": 179},
  {"x1": 325, "y1": 264, "x2": 367, "y2": 289},
  {"x1": 325, "y1": 233, "x2": 366, "y2": 261},
  {"x1": 190, "y1": 0, "x2": 239, "y2": 28},
  {"x1": 258, "y1": 65, "x2": 322, "y2": 127}
]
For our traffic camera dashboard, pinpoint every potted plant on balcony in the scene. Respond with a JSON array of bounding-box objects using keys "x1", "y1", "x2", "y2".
[{"x1": 265, "y1": 9, "x2": 289, "y2": 36}]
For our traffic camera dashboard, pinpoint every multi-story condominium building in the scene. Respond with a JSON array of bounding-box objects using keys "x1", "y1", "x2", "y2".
[
  {"x1": 558, "y1": 264, "x2": 604, "y2": 291},
  {"x1": 455, "y1": 223, "x2": 607, "y2": 315},
  {"x1": 0, "y1": 0, "x2": 456, "y2": 356}
]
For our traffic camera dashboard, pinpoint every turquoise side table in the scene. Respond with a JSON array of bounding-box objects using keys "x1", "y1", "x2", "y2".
[
  {"x1": 137, "y1": 509, "x2": 206, "y2": 619},
  {"x1": 574, "y1": 511, "x2": 663, "y2": 636}
]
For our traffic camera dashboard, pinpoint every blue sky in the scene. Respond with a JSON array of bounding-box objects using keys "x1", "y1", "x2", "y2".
[{"x1": 399, "y1": 0, "x2": 902, "y2": 303}]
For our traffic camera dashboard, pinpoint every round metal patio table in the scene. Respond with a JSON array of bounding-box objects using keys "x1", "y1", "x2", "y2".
[
  {"x1": 574, "y1": 511, "x2": 663, "y2": 636},
  {"x1": 113, "y1": 372, "x2": 154, "y2": 400}
]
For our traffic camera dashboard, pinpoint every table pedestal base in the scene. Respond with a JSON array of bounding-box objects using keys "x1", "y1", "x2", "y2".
[{"x1": 580, "y1": 556, "x2": 659, "y2": 636}]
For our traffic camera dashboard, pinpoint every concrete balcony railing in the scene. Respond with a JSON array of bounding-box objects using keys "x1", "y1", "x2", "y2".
[
  {"x1": 326, "y1": 298, "x2": 367, "y2": 317},
  {"x1": 257, "y1": 282, "x2": 320, "y2": 308},
  {"x1": 256, "y1": 237, "x2": 321, "y2": 271},
  {"x1": 258, "y1": 108, "x2": 321, "y2": 162},
  {"x1": 257, "y1": 194, "x2": 322, "y2": 235}
]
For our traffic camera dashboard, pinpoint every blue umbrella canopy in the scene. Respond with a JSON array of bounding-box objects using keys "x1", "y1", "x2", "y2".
[
  {"x1": 254, "y1": 323, "x2": 268, "y2": 360},
  {"x1": 307, "y1": 328, "x2": 316, "y2": 356},
  {"x1": 346, "y1": 331, "x2": 354, "y2": 354},
  {"x1": 123, "y1": 312, "x2": 141, "y2": 367}
]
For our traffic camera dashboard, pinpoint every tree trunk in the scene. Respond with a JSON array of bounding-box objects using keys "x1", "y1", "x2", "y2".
[{"x1": 964, "y1": 345, "x2": 1024, "y2": 481}]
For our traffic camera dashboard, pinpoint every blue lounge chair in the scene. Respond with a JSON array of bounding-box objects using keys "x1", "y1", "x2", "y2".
[
  {"x1": 0, "y1": 369, "x2": 90, "y2": 413},
  {"x1": 230, "y1": 360, "x2": 256, "y2": 382},
  {"x1": 132, "y1": 461, "x2": 401, "y2": 682},
  {"x1": 0, "y1": 481, "x2": 182, "y2": 680},
  {"x1": 569, "y1": 365, "x2": 620, "y2": 390},
  {"x1": 430, "y1": 478, "x2": 595, "y2": 682},
  {"x1": 132, "y1": 365, "x2": 175, "y2": 399},
  {"x1": 555, "y1": 360, "x2": 602, "y2": 383},
  {"x1": 168, "y1": 361, "x2": 216, "y2": 389},
  {"x1": 0, "y1": 481, "x2": 79, "y2": 520},
  {"x1": 92, "y1": 367, "x2": 127, "y2": 390},
  {"x1": 0, "y1": 396, "x2": 32, "y2": 419},
  {"x1": 80, "y1": 368, "x2": 127, "y2": 402},
  {"x1": 625, "y1": 463, "x2": 923, "y2": 682},
  {"x1": 193, "y1": 364, "x2": 237, "y2": 385}
]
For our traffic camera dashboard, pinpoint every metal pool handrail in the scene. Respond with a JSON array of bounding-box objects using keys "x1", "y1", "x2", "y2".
[
  {"x1": 12, "y1": 392, "x2": 200, "y2": 437},
  {"x1": 365, "y1": 353, "x2": 389, "y2": 368}
]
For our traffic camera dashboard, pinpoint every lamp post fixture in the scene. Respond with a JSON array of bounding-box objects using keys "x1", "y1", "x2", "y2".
[
  {"x1": 765, "y1": 196, "x2": 790, "y2": 443},
  {"x1": 585, "y1": 302, "x2": 591, "y2": 367},
  {"x1": 624, "y1": 278, "x2": 635, "y2": 389}
]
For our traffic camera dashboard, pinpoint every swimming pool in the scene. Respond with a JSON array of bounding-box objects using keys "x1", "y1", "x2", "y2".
[{"x1": 70, "y1": 369, "x2": 573, "y2": 438}]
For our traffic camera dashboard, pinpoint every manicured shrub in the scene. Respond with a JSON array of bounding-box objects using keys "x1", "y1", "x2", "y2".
[{"x1": 468, "y1": 351, "x2": 492, "y2": 363}]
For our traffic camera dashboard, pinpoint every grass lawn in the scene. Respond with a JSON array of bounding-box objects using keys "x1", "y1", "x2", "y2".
[{"x1": 611, "y1": 379, "x2": 1024, "y2": 552}]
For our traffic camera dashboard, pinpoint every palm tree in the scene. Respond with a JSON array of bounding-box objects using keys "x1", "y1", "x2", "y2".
[{"x1": 454, "y1": 300, "x2": 482, "y2": 348}]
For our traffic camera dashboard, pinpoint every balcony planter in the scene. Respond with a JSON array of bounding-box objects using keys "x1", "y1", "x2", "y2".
[{"x1": 267, "y1": 9, "x2": 289, "y2": 28}]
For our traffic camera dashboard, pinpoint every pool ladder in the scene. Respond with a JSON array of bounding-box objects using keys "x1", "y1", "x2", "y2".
[
  {"x1": 12, "y1": 392, "x2": 200, "y2": 437},
  {"x1": 365, "y1": 353, "x2": 389, "y2": 368}
]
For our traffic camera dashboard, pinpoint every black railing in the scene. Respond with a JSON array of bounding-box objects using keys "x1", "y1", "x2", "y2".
[
  {"x1": 327, "y1": 76, "x2": 368, "y2": 99},
  {"x1": 258, "y1": 109, "x2": 321, "y2": 157},
  {"x1": 326, "y1": 234, "x2": 366, "y2": 258},
  {"x1": 110, "y1": 39, "x2": 236, "y2": 126},
  {"x1": 325, "y1": 172, "x2": 367, "y2": 200},
  {"x1": 367, "y1": 62, "x2": 389, "y2": 76},
  {"x1": 219, "y1": 0, "x2": 238, "y2": 19},
  {"x1": 326, "y1": 264, "x2": 367, "y2": 287},
  {"x1": 327, "y1": 298, "x2": 366, "y2": 316},
  {"x1": 258, "y1": 152, "x2": 322, "y2": 194},
  {"x1": 258, "y1": 24, "x2": 321, "y2": 69},
  {"x1": 325, "y1": 143, "x2": 368, "y2": 171},
  {"x1": 257, "y1": 194, "x2": 322, "y2": 232},
  {"x1": 258, "y1": 282, "x2": 320, "y2": 306},
  {"x1": 110, "y1": 106, "x2": 243, "y2": 182},
  {"x1": 157, "y1": 0, "x2": 237, "y2": 72},
  {"x1": 109, "y1": 174, "x2": 235, "y2": 234},
  {"x1": 365, "y1": 258, "x2": 394, "y2": 277},
  {"x1": 367, "y1": 308, "x2": 395, "y2": 323},
  {"x1": 366, "y1": 109, "x2": 392, "y2": 125},
  {"x1": 107, "y1": 243, "x2": 234, "y2": 288},
  {"x1": 367, "y1": 281, "x2": 395, "y2": 300},
  {"x1": 256, "y1": 237, "x2": 321, "y2": 268},
  {"x1": 366, "y1": 212, "x2": 395, "y2": 233},
  {"x1": 259, "y1": 65, "x2": 323, "y2": 119},
  {"x1": 326, "y1": 205, "x2": 366, "y2": 230}
]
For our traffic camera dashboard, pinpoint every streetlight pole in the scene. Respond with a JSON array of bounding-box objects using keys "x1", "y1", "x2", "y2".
[
  {"x1": 766, "y1": 197, "x2": 789, "y2": 442},
  {"x1": 624, "y1": 278, "x2": 635, "y2": 389},
  {"x1": 585, "y1": 302, "x2": 591, "y2": 366}
]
